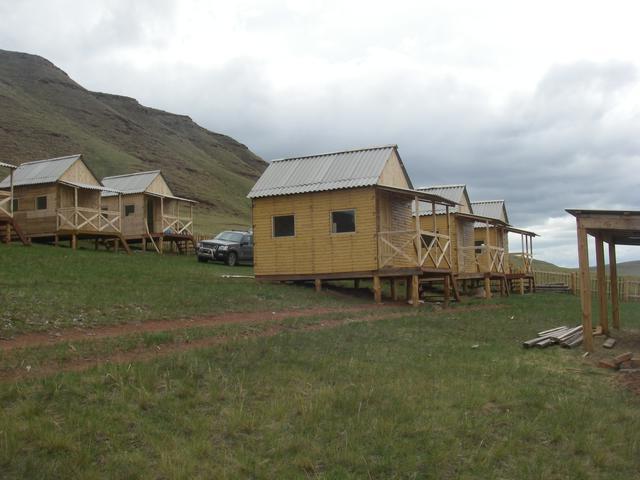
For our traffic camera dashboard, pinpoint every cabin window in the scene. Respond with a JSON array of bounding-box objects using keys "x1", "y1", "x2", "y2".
[
  {"x1": 331, "y1": 209, "x2": 356, "y2": 233},
  {"x1": 273, "y1": 215, "x2": 295, "y2": 237},
  {"x1": 475, "y1": 240, "x2": 485, "y2": 254},
  {"x1": 125, "y1": 204, "x2": 135, "y2": 216},
  {"x1": 12, "y1": 198, "x2": 18, "y2": 212},
  {"x1": 36, "y1": 196, "x2": 47, "y2": 210}
]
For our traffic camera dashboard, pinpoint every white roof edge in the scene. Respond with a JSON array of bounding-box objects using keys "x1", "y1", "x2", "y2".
[
  {"x1": 270, "y1": 144, "x2": 397, "y2": 162},
  {"x1": 0, "y1": 161, "x2": 16, "y2": 169},
  {"x1": 102, "y1": 170, "x2": 162, "y2": 180},
  {"x1": 472, "y1": 199, "x2": 504, "y2": 204},
  {"x1": 416, "y1": 184, "x2": 466, "y2": 190},
  {"x1": 19, "y1": 154, "x2": 82, "y2": 166}
]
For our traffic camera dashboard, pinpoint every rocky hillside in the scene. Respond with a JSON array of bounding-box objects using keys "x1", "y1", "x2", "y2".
[{"x1": 0, "y1": 49, "x2": 267, "y2": 231}]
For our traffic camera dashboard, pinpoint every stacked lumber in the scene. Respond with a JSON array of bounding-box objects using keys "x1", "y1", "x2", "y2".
[
  {"x1": 523, "y1": 325, "x2": 583, "y2": 349},
  {"x1": 535, "y1": 283, "x2": 571, "y2": 294}
]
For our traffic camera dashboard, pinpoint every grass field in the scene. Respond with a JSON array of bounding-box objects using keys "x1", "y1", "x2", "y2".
[{"x1": 1, "y1": 245, "x2": 640, "y2": 478}]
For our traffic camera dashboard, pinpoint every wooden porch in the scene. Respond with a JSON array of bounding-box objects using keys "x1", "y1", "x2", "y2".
[{"x1": 0, "y1": 162, "x2": 29, "y2": 245}]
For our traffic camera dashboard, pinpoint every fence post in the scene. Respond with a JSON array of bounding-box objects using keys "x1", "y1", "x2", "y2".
[{"x1": 622, "y1": 278, "x2": 629, "y2": 302}]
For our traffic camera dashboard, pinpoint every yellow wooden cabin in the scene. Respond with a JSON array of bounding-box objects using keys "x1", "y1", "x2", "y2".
[
  {"x1": 471, "y1": 200, "x2": 537, "y2": 294},
  {"x1": 0, "y1": 155, "x2": 129, "y2": 251},
  {"x1": 0, "y1": 161, "x2": 29, "y2": 245},
  {"x1": 248, "y1": 145, "x2": 458, "y2": 305},
  {"x1": 101, "y1": 171, "x2": 196, "y2": 253}
]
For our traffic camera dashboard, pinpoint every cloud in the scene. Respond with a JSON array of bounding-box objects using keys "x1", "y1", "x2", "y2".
[{"x1": 1, "y1": 0, "x2": 639, "y2": 266}]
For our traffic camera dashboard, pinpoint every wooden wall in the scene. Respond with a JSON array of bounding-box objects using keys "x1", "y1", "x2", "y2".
[
  {"x1": 377, "y1": 190, "x2": 415, "y2": 269},
  {"x1": 147, "y1": 175, "x2": 173, "y2": 197},
  {"x1": 378, "y1": 150, "x2": 410, "y2": 189},
  {"x1": 12, "y1": 184, "x2": 58, "y2": 235},
  {"x1": 59, "y1": 158, "x2": 101, "y2": 186},
  {"x1": 252, "y1": 187, "x2": 377, "y2": 276},
  {"x1": 103, "y1": 193, "x2": 146, "y2": 236}
]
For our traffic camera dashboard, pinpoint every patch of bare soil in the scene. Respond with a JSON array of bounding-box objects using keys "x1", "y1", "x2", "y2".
[{"x1": 0, "y1": 304, "x2": 504, "y2": 383}]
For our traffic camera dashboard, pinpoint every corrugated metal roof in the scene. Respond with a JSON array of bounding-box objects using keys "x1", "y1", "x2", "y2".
[
  {"x1": 416, "y1": 185, "x2": 467, "y2": 215},
  {"x1": 59, "y1": 181, "x2": 121, "y2": 192},
  {"x1": 247, "y1": 145, "x2": 398, "y2": 198},
  {"x1": 0, "y1": 162, "x2": 16, "y2": 170},
  {"x1": 101, "y1": 171, "x2": 161, "y2": 197},
  {"x1": 0, "y1": 154, "x2": 80, "y2": 188},
  {"x1": 471, "y1": 200, "x2": 508, "y2": 223}
]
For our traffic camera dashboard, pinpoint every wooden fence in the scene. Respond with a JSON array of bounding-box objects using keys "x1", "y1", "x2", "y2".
[{"x1": 534, "y1": 270, "x2": 640, "y2": 302}]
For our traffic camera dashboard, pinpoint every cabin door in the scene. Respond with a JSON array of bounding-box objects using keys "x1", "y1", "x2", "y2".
[{"x1": 146, "y1": 198, "x2": 155, "y2": 232}]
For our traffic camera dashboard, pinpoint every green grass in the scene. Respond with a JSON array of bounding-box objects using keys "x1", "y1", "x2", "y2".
[
  {"x1": 1, "y1": 294, "x2": 640, "y2": 478},
  {"x1": 0, "y1": 244, "x2": 364, "y2": 336}
]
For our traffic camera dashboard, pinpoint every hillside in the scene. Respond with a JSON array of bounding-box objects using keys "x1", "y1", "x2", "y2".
[{"x1": 0, "y1": 49, "x2": 267, "y2": 232}]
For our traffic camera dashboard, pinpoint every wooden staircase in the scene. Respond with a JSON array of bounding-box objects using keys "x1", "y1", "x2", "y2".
[{"x1": 0, "y1": 218, "x2": 30, "y2": 245}]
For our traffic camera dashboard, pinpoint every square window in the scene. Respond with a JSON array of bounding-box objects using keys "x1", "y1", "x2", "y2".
[
  {"x1": 475, "y1": 240, "x2": 485, "y2": 254},
  {"x1": 331, "y1": 209, "x2": 356, "y2": 233},
  {"x1": 36, "y1": 196, "x2": 47, "y2": 210},
  {"x1": 125, "y1": 204, "x2": 135, "y2": 216},
  {"x1": 273, "y1": 215, "x2": 295, "y2": 237}
]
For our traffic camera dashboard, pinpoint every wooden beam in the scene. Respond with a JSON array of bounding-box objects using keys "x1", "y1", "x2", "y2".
[
  {"x1": 577, "y1": 220, "x2": 593, "y2": 351},
  {"x1": 443, "y1": 274, "x2": 450, "y2": 308},
  {"x1": 315, "y1": 278, "x2": 322, "y2": 293},
  {"x1": 373, "y1": 275, "x2": 382, "y2": 303},
  {"x1": 411, "y1": 274, "x2": 419, "y2": 307},
  {"x1": 484, "y1": 274, "x2": 492, "y2": 299},
  {"x1": 391, "y1": 278, "x2": 398, "y2": 301},
  {"x1": 595, "y1": 235, "x2": 608, "y2": 335},
  {"x1": 609, "y1": 241, "x2": 620, "y2": 329}
]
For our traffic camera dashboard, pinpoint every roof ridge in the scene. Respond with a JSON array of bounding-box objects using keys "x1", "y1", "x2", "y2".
[
  {"x1": 472, "y1": 199, "x2": 504, "y2": 204},
  {"x1": 416, "y1": 184, "x2": 466, "y2": 190},
  {"x1": 20, "y1": 154, "x2": 81, "y2": 166},
  {"x1": 270, "y1": 144, "x2": 397, "y2": 163},
  {"x1": 102, "y1": 170, "x2": 161, "y2": 180}
]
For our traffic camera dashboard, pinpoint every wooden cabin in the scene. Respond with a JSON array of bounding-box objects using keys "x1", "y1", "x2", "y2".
[
  {"x1": 101, "y1": 171, "x2": 196, "y2": 253},
  {"x1": 0, "y1": 161, "x2": 28, "y2": 245},
  {"x1": 248, "y1": 145, "x2": 458, "y2": 305},
  {"x1": 471, "y1": 200, "x2": 537, "y2": 295},
  {"x1": 0, "y1": 155, "x2": 128, "y2": 251}
]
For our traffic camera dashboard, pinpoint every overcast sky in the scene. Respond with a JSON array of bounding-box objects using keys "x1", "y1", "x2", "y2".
[{"x1": 1, "y1": 0, "x2": 639, "y2": 266}]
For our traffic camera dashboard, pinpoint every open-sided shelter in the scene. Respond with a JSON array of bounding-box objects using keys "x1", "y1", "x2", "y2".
[
  {"x1": 101, "y1": 171, "x2": 196, "y2": 254},
  {"x1": 567, "y1": 209, "x2": 640, "y2": 351},
  {"x1": 248, "y1": 145, "x2": 458, "y2": 305},
  {"x1": 0, "y1": 155, "x2": 129, "y2": 252},
  {"x1": 0, "y1": 161, "x2": 28, "y2": 245}
]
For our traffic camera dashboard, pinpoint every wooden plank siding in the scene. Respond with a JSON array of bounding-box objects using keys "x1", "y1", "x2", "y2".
[{"x1": 252, "y1": 187, "x2": 378, "y2": 276}]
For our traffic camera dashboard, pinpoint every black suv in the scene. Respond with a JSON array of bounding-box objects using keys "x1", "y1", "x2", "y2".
[{"x1": 197, "y1": 230, "x2": 253, "y2": 266}]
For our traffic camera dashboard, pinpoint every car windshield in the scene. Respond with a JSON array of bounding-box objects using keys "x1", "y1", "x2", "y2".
[{"x1": 214, "y1": 231, "x2": 244, "y2": 243}]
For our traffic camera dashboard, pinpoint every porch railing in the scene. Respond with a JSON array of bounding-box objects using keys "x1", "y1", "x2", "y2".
[
  {"x1": 57, "y1": 207, "x2": 121, "y2": 233},
  {"x1": 0, "y1": 191, "x2": 11, "y2": 218},
  {"x1": 161, "y1": 214, "x2": 193, "y2": 235},
  {"x1": 460, "y1": 245, "x2": 505, "y2": 274},
  {"x1": 510, "y1": 252, "x2": 534, "y2": 274},
  {"x1": 378, "y1": 229, "x2": 451, "y2": 269}
]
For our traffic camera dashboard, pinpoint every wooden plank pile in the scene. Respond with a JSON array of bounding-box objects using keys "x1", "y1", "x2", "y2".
[{"x1": 523, "y1": 325, "x2": 583, "y2": 349}]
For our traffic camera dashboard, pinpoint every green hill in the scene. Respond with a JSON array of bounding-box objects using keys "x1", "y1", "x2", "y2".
[{"x1": 0, "y1": 49, "x2": 267, "y2": 233}]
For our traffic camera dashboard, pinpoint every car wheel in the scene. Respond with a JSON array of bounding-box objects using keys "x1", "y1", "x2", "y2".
[
  {"x1": 226, "y1": 251, "x2": 238, "y2": 266},
  {"x1": 197, "y1": 256, "x2": 208, "y2": 263}
]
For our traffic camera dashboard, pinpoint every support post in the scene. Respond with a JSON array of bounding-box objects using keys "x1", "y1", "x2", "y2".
[
  {"x1": 484, "y1": 274, "x2": 492, "y2": 299},
  {"x1": 373, "y1": 275, "x2": 382, "y2": 304},
  {"x1": 405, "y1": 276, "x2": 411, "y2": 301},
  {"x1": 391, "y1": 278, "x2": 398, "y2": 301},
  {"x1": 443, "y1": 274, "x2": 450, "y2": 308},
  {"x1": 71, "y1": 234, "x2": 77, "y2": 250},
  {"x1": 411, "y1": 275, "x2": 419, "y2": 307},
  {"x1": 577, "y1": 221, "x2": 593, "y2": 351},
  {"x1": 595, "y1": 235, "x2": 608, "y2": 335},
  {"x1": 354, "y1": 279, "x2": 360, "y2": 289},
  {"x1": 609, "y1": 241, "x2": 620, "y2": 330},
  {"x1": 415, "y1": 196, "x2": 422, "y2": 267},
  {"x1": 315, "y1": 278, "x2": 322, "y2": 293}
]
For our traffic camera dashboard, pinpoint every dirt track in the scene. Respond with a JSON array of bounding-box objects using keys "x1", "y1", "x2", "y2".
[{"x1": 0, "y1": 304, "x2": 505, "y2": 382}]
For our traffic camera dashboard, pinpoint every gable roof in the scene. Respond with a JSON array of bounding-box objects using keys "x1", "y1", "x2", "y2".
[
  {"x1": 471, "y1": 200, "x2": 509, "y2": 223},
  {"x1": 0, "y1": 154, "x2": 81, "y2": 188},
  {"x1": 247, "y1": 145, "x2": 411, "y2": 199},
  {"x1": 0, "y1": 162, "x2": 16, "y2": 170},
  {"x1": 416, "y1": 184, "x2": 471, "y2": 215},
  {"x1": 102, "y1": 170, "x2": 162, "y2": 195}
]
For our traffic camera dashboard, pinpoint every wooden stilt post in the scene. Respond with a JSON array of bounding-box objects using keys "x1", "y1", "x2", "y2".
[
  {"x1": 595, "y1": 235, "x2": 608, "y2": 335},
  {"x1": 142, "y1": 238, "x2": 146, "y2": 252},
  {"x1": 354, "y1": 279, "x2": 360, "y2": 289},
  {"x1": 577, "y1": 220, "x2": 593, "y2": 352},
  {"x1": 115, "y1": 238, "x2": 119, "y2": 253},
  {"x1": 54, "y1": 234, "x2": 59, "y2": 247},
  {"x1": 391, "y1": 278, "x2": 398, "y2": 301},
  {"x1": 609, "y1": 241, "x2": 620, "y2": 330},
  {"x1": 373, "y1": 275, "x2": 382, "y2": 303},
  {"x1": 71, "y1": 234, "x2": 77, "y2": 250},
  {"x1": 405, "y1": 276, "x2": 411, "y2": 301},
  {"x1": 411, "y1": 275, "x2": 419, "y2": 307},
  {"x1": 315, "y1": 278, "x2": 322, "y2": 292},
  {"x1": 484, "y1": 274, "x2": 492, "y2": 299},
  {"x1": 443, "y1": 274, "x2": 450, "y2": 308}
]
